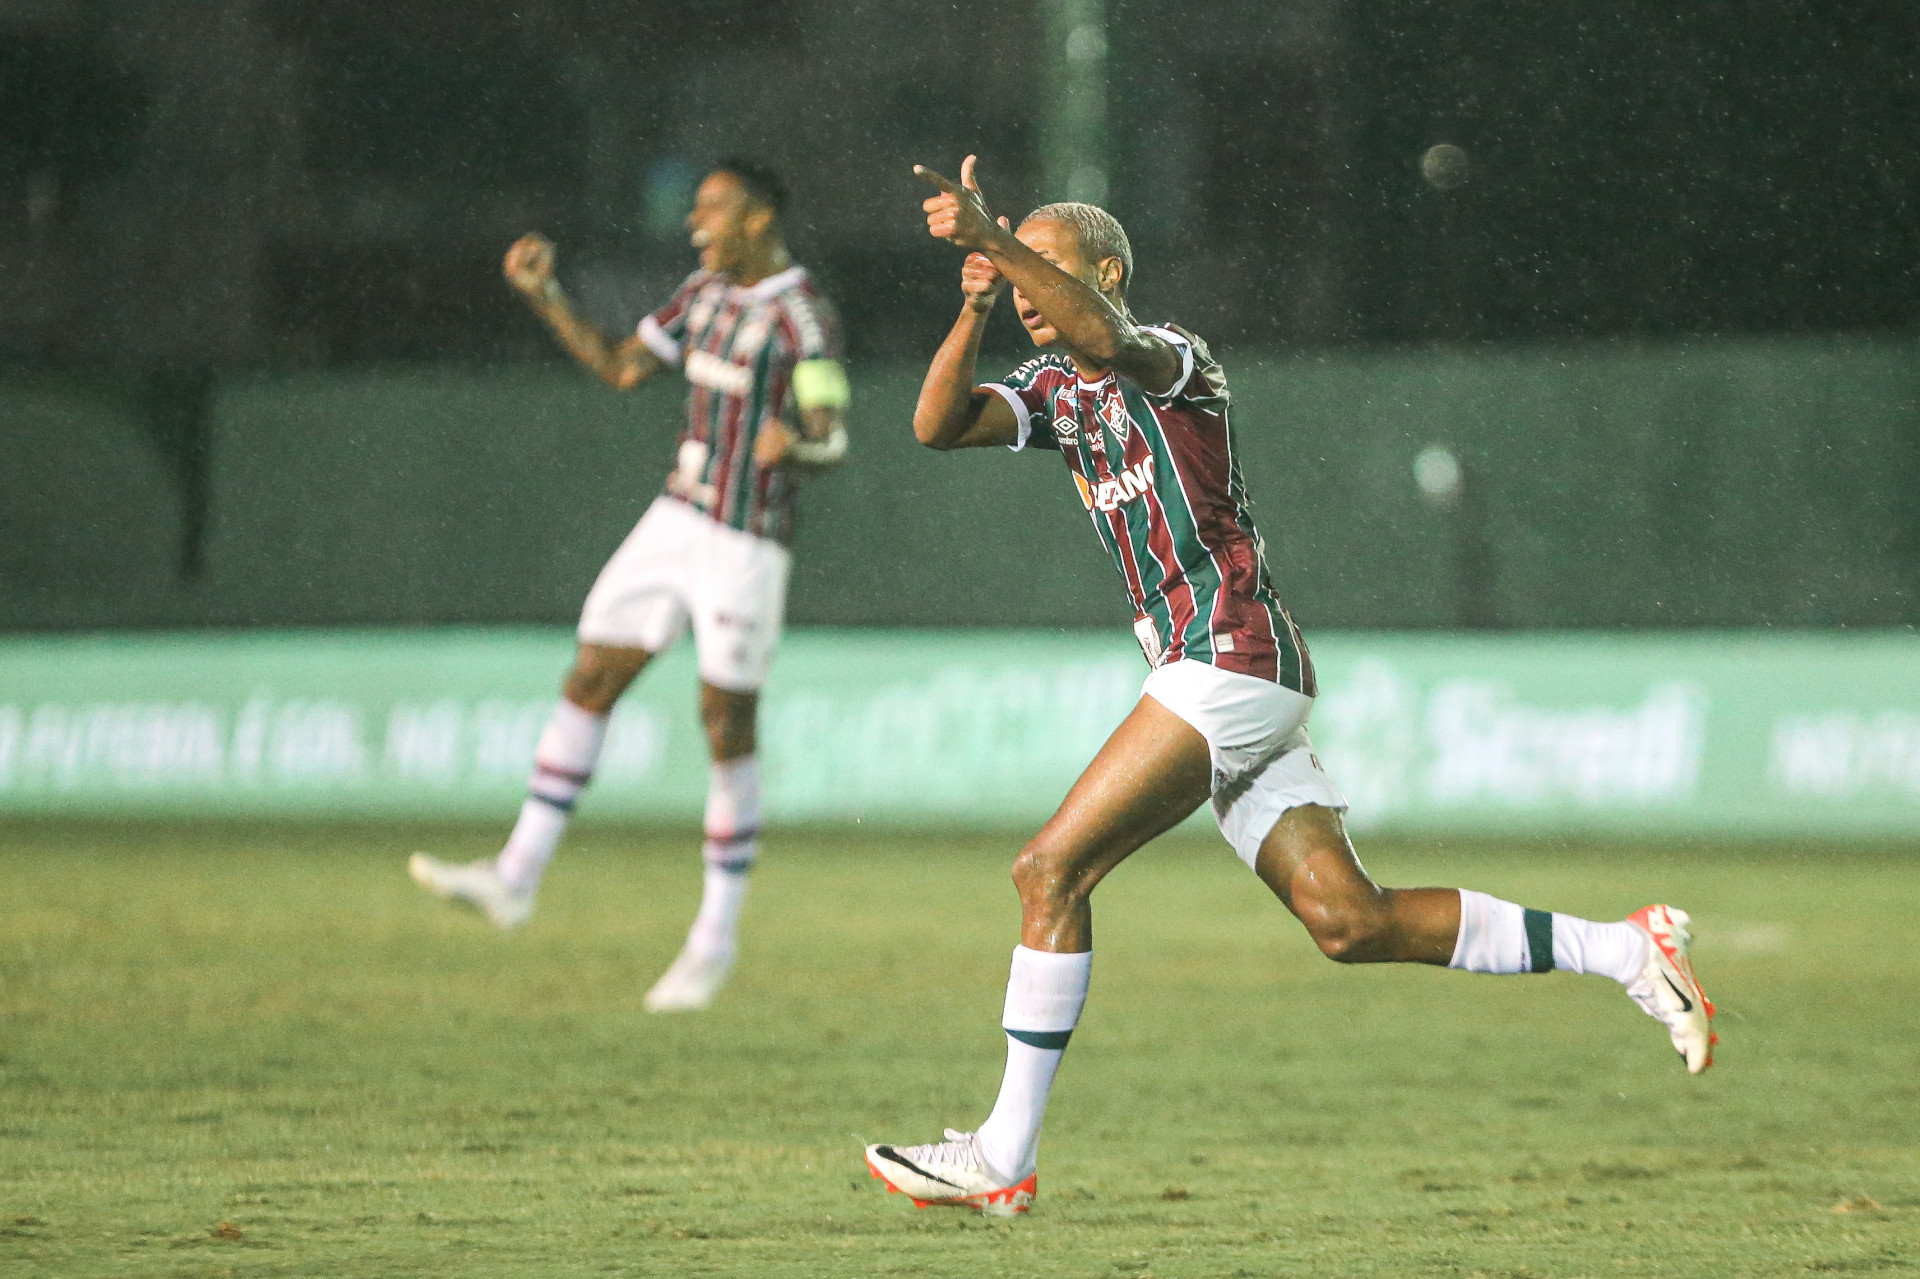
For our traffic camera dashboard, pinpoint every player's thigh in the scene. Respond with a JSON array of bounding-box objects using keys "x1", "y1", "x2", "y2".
[
  {"x1": 577, "y1": 498, "x2": 696, "y2": 654},
  {"x1": 689, "y1": 523, "x2": 791, "y2": 693},
  {"x1": 1021, "y1": 694, "x2": 1213, "y2": 894},
  {"x1": 1251, "y1": 802, "x2": 1383, "y2": 913}
]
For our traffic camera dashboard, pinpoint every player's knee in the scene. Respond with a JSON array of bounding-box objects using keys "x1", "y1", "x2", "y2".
[
  {"x1": 1010, "y1": 839, "x2": 1080, "y2": 913},
  {"x1": 565, "y1": 645, "x2": 649, "y2": 714},
  {"x1": 1295, "y1": 889, "x2": 1392, "y2": 964},
  {"x1": 563, "y1": 662, "x2": 622, "y2": 714}
]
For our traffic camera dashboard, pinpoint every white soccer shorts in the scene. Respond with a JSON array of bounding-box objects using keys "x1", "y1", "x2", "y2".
[
  {"x1": 577, "y1": 496, "x2": 791, "y2": 691},
  {"x1": 1141, "y1": 658, "x2": 1348, "y2": 869}
]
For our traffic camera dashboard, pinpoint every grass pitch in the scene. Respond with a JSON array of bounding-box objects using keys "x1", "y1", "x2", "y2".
[{"x1": 1, "y1": 822, "x2": 1915, "y2": 1278}]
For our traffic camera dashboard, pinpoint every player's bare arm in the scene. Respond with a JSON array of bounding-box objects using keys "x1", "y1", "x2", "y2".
[
  {"x1": 914, "y1": 156, "x2": 1181, "y2": 394},
  {"x1": 505, "y1": 233, "x2": 666, "y2": 391},
  {"x1": 755, "y1": 357, "x2": 851, "y2": 471},
  {"x1": 914, "y1": 244, "x2": 1020, "y2": 450},
  {"x1": 755, "y1": 401, "x2": 849, "y2": 472}
]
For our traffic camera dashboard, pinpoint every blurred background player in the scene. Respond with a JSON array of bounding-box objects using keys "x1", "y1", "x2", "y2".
[
  {"x1": 861, "y1": 157, "x2": 1714, "y2": 1215},
  {"x1": 409, "y1": 160, "x2": 849, "y2": 1012}
]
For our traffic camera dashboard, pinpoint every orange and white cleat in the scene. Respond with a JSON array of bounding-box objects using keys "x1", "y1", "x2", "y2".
[
  {"x1": 1625, "y1": 904, "x2": 1717, "y2": 1073},
  {"x1": 865, "y1": 1130, "x2": 1037, "y2": 1217}
]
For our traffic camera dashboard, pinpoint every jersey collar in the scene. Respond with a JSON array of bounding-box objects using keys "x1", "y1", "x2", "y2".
[{"x1": 734, "y1": 265, "x2": 807, "y2": 301}]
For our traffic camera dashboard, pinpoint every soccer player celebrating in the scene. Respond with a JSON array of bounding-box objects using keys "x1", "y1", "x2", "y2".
[
  {"x1": 409, "y1": 160, "x2": 849, "y2": 1012},
  {"x1": 862, "y1": 156, "x2": 1714, "y2": 1216}
]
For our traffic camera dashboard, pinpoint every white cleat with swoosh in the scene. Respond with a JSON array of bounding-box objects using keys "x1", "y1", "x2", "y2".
[
  {"x1": 865, "y1": 1129, "x2": 1037, "y2": 1217},
  {"x1": 1625, "y1": 904, "x2": 1717, "y2": 1073}
]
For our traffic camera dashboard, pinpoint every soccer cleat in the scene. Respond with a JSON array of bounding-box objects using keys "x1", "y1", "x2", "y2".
[
  {"x1": 864, "y1": 1129, "x2": 1037, "y2": 1217},
  {"x1": 1625, "y1": 904, "x2": 1717, "y2": 1073},
  {"x1": 407, "y1": 853, "x2": 534, "y2": 930},
  {"x1": 643, "y1": 947, "x2": 734, "y2": 1013}
]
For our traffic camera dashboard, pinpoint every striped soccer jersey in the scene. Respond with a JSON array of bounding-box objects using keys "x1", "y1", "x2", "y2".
[
  {"x1": 637, "y1": 264, "x2": 841, "y2": 545},
  {"x1": 983, "y1": 324, "x2": 1315, "y2": 694}
]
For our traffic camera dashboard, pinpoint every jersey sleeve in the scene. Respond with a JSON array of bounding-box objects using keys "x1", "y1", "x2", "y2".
[
  {"x1": 776, "y1": 287, "x2": 843, "y2": 364},
  {"x1": 636, "y1": 270, "x2": 707, "y2": 365},
  {"x1": 1138, "y1": 322, "x2": 1229, "y2": 412},
  {"x1": 982, "y1": 357, "x2": 1063, "y2": 453},
  {"x1": 1138, "y1": 325, "x2": 1196, "y2": 400}
]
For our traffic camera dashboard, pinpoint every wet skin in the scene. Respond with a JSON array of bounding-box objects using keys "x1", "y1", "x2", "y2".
[
  {"x1": 564, "y1": 643, "x2": 757, "y2": 762},
  {"x1": 912, "y1": 155, "x2": 1463, "y2": 962},
  {"x1": 1010, "y1": 695, "x2": 1461, "y2": 959}
]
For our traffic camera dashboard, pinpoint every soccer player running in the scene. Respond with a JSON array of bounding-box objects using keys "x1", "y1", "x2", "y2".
[
  {"x1": 863, "y1": 156, "x2": 1715, "y2": 1216},
  {"x1": 409, "y1": 161, "x2": 850, "y2": 1012}
]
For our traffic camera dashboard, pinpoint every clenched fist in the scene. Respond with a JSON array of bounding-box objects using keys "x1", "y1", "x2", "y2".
[{"x1": 503, "y1": 233, "x2": 557, "y2": 298}]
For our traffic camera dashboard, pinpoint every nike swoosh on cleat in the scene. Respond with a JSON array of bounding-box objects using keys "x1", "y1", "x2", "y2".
[
  {"x1": 873, "y1": 1148, "x2": 963, "y2": 1190},
  {"x1": 1660, "y1": 972, "x2": 1694, "y2": 1013}
]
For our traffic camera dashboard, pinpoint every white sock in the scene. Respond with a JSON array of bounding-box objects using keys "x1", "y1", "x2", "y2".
[
  {"x1": 1449, "y1": 889, "x2": 1648, "y2": 985},
  {"x1": 701, "y1": 756, "x2": 761, "y2": 872},
  {"x1": 686, "y1": 865, "x2": 750, "y2": 959},
  {"x1": 1550, "y1": 914, "x2": 1649, "y2": 984},
  {"x1": 683, "y1": 757, "x2": 761, "y2": 958},
  {"x1": 495, "y1": 700, "x2": 607, "y2": 894},
  {"x1": 975, "y1": 946, "x2": 1092, "y2": 1184}
]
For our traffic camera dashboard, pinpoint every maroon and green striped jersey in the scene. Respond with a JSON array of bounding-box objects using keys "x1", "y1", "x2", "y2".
[
  {"x1": 637, "y1": 265, "x2": 841, "y2": 545},
  {"x1": 983, "y1": 324, "x2": 1315, "y2": 694}
]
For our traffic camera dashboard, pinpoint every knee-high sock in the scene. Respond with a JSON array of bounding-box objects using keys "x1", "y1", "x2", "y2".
[
  {"x1": 976, "y1": 946, "x2": 1092, "y2": 1184},
  {"x1": 495, "y1": 700, "x2": 607, "y2": 894},
  {"x1": 684, "y1": 756, "x2": 760, "y2": 958},
  {"x1": 1449, "y1": 889, "x2": 1647, "y2": 984}
]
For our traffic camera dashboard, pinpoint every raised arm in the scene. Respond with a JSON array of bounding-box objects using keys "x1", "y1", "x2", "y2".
[
  {"x1": 504, "y1": 233, "x2": 665, "y2": 391},
  {"x1": 915, "y1": 158, "x2": 1182, "y2": 396},
  {"x1": 914, "y1": 240, "x2": 1019, "y2": 450}
]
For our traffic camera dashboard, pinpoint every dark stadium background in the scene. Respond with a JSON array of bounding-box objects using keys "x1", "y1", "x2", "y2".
[{"x1": 3, "y1": 0, "x2": 1916, "y2": 635}]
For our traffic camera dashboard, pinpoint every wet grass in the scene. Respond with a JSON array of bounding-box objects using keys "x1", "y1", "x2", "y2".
[{"x1": 0, "y1": 821, "x2": 1914, "y2": 1277}]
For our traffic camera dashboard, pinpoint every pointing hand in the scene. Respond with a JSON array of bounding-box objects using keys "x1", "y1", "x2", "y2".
[{"x1": 915, "y1": 154, "x2": 1001, "y2": 251}]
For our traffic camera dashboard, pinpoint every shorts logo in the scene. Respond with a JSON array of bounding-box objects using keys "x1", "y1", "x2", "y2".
[{"x1": 1077, "y1": 455, "x2": 1156, "y2": 512}]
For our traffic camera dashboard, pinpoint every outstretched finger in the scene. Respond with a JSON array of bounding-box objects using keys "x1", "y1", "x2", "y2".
[
  {"x1": 960, "y1": 154, "x2": 981, "y2": 192},
  {"x1": 998, "y1": 215, "x2": 1011, "y2": 229},
  {"x1": 913, "y1": 164, "x2": 958, "y2": 194}
]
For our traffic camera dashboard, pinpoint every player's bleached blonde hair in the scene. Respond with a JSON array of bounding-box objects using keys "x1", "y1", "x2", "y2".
[{"x1": 1022, "y1": 201, "x2": 1134, "y2": 297}]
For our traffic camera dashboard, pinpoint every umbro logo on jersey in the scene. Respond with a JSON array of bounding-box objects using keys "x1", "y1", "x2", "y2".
[
  {"x1": 1075, "y1": 455, "x2": 1156, "y2": 512},
  {"x1": 1050, "y1": 414, "x2": 1079, "y2": 444},
  {"x1": 685, "y1": 349, "x2": 754, "y2": 396}
]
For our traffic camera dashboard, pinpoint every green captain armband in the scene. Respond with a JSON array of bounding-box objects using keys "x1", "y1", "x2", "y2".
[{"x1": 792, "y1": 359, "x2": 850, "y2": 412}]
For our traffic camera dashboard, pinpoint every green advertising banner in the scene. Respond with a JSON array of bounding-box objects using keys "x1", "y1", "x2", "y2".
[{"x1": 2, "y1": 628, "x2": 1918, "y2": 837}]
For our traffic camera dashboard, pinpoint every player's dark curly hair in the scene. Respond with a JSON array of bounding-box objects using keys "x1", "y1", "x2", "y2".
[{"x1": 713, "y1": 158, "x2": 788, "y2": 218}]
